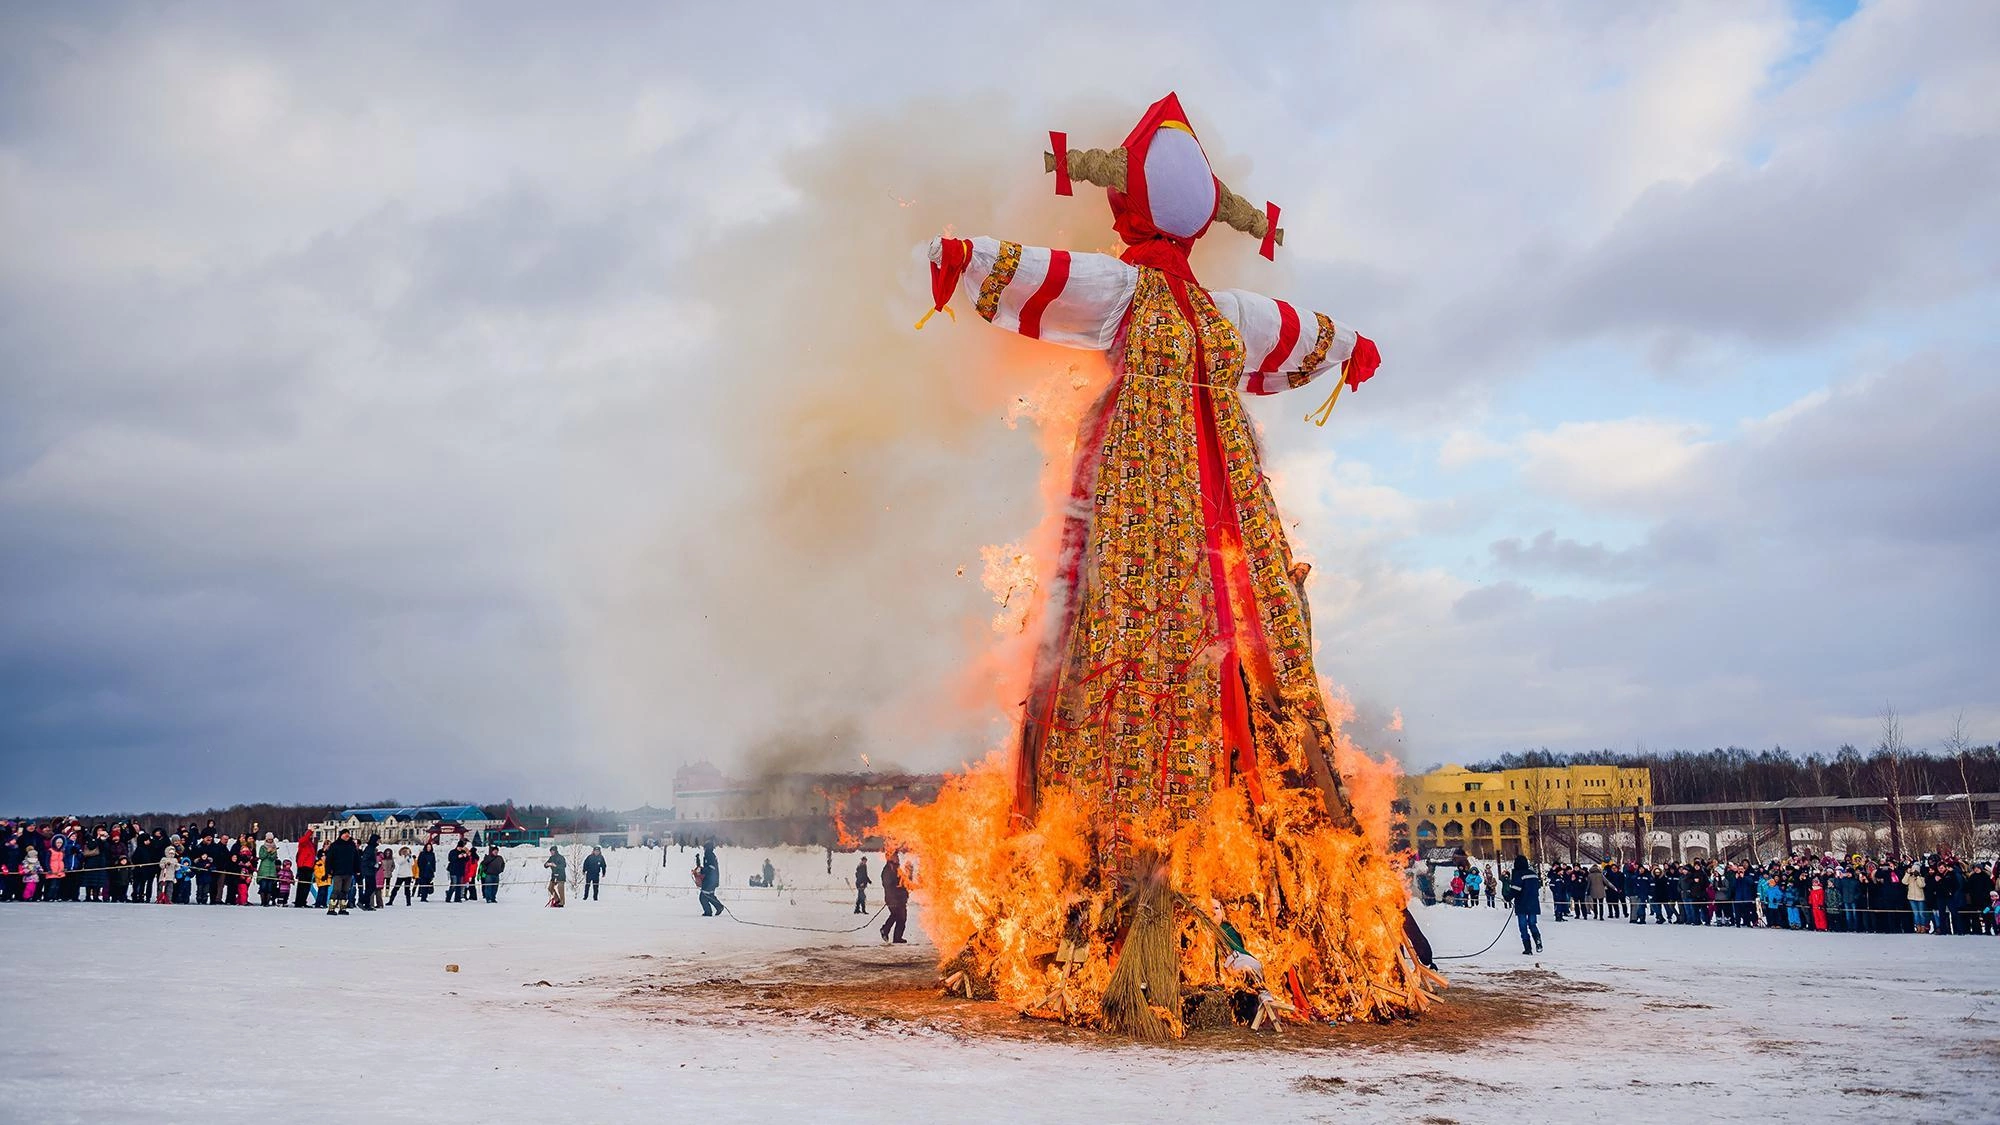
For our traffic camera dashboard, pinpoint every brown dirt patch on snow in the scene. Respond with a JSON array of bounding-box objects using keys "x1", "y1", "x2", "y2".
[{"x1": 607, "y1": 946, "x2": 1571, "y2": 1052}]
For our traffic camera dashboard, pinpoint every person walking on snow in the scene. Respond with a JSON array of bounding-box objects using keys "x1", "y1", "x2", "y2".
[
  {"x1": 853, "y1": 856, "x2": 871, "y2": 914},
  {"x1": 698, "y1": 842, "x2": 722, "y2": 917},
  {"x1": 880, "y1": 850, "x2": 909, "y2": 944},
  {"x1": 1510, "y1": 855, "x2": 1543, "y2": 955}
]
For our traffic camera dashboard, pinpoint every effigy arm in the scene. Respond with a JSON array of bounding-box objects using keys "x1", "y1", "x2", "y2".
[
  {"x1": 1206, "y1": 287, "x2": 1382, "y2": 420},
  {"x1": 921, "y1": 235, "x2": 1136, "y2": 351}
]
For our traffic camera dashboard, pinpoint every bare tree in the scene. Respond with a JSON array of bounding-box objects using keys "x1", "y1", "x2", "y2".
[
  {"x1": 1945, "y1": 710, "x2": 1979, "y2": 858},
  {"x1": 1876, "y1": 706, "x2": 1912, "y2": 859}
]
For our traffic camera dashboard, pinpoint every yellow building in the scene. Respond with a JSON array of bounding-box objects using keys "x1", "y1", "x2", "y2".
[{"x1": 1399, "y1": 763, "x2": 1653, "y2": 860}]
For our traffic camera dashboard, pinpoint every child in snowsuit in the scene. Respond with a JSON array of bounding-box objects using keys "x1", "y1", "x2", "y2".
[{"x1": 277, "y1": 859, "x2": 295, "y2": 906}]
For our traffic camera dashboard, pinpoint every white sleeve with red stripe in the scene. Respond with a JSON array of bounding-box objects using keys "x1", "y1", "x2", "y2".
[
  {"x1": 1208, "y1": 287, "x2": 1363, "y2": 396},
  {"x1": 936, "y1": 236, "x2": 1136, "y2": 351}
]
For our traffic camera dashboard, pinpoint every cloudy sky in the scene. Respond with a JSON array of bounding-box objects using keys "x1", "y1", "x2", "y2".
[{"x1": 3, "y1": 1, "x2": 1995, "y2": 812}]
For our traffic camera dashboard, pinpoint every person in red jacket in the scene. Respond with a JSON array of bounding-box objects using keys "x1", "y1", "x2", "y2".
[
  {"x1": 1809, "y1": 879, "x2": 1828, "y2": 932},
  {"x1": 293, "y1": 831, "x2": 318, "y2": 908}
]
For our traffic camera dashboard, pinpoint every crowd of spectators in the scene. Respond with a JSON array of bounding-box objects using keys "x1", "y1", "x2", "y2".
[
  {"x1": 1418, "y1": 851, "x2": 2000, "y2": 935},
  {"x1": 0, "y1": 817, "x2": 513, "y2": 911}
]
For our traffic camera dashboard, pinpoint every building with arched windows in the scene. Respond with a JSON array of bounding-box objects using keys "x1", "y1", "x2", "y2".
[{"x1": 1396, "y1": 763, "x2": 1653, "y2": 860}]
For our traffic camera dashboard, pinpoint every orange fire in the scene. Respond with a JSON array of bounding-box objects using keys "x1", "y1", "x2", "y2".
[
  {"x1": 875, "y1": 358, "x2": 1440, "y2": 1035},
  {"x1": 878, "y1": 726, "x2": 1433, "y2": 1031}
]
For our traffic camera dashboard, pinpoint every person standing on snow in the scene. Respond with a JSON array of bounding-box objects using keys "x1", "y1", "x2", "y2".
[
  {"x1": 698, "y1": 842, "x2": 722, "y2": 917},
  {"x1": 416, "y1": 843, "x2": 437, "y2": 902},
  {"x1": 479, "y1": 846, "x2": 506, "y2": 903},
  {"x1": 293, "y1": 831, "x2": 318, "y2": 908},
  {"x1": 446, "y1": 839, "x2": 473, "y2": 903},
  {"x1": 581, "y1": 847, "x2": 606, "y2": 901},
  {"x1": 463, "y1": 842, "x2": 486, "y2": 905},
  {"x1": 256, "y1": 833, "x2": 281, "y2": 906},
  {"x1": 391, "y1": 847, "x2": 417, "y2": 905},
  {"x1": 879, "y1": 850, "x2": 909, "y2": 945},
  {"x1": 1509, "y1": 855, "x2": 1543, "y2": 955},
  {"x1": 323, "y1": 829, "x2": 359, "y2": 916},
  {"x1": 853, "y1": 856, "x2": 871, "y2": 914},
  {"x1": 544, "y1": 846, "x2": 568, "y2": 907}
]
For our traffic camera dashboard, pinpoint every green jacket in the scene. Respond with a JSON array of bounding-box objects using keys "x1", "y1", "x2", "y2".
[{"x1": 256, "y1": 844, "x2": 280, "y2": 879}]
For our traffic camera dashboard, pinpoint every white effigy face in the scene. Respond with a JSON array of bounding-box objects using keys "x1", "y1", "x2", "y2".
[{"x1": 1142, "y1": 127, "x2": 1216, "y2": 239}]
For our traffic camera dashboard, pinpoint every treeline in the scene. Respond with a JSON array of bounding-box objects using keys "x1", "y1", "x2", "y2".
[
  {"x1": 1463, "y1": 744, "x2": 2000, "y2": 805},
  {"x1": 16, "y1": 800, "x2": 624, "y2": 836}
]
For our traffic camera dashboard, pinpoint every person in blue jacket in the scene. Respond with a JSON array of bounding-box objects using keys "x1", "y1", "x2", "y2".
[{"x1": 1509, "y1": 855, "x2": 1543, "y2": 955}]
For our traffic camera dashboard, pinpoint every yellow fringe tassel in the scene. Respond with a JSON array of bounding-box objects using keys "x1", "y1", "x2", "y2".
[
  {"x1": 1304, "y1": 359, "x2": 1351, "y2": 427},
  {"x1": 914, "y1": 304, "x2": 957, "y2": 331}
]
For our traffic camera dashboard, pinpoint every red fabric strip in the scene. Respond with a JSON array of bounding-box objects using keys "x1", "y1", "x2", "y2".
[
  {"x1": 1259, "y1": 201, "x2": 1280, "y2": 261},
  {"x1": 1258, "y1": 300, "x2": 1301, "y2": 373},
  {"x1": 929, "y1": 237, "x2": 972, "y2": 312},
  {"x1": 1050, "y1": 131, "x2": 1071, "y2": 196},
  {"x1": 1016, "y1": 250, "x2": 1071, "y2": 339},
  {"x1": 1344, "y1": 334, "x2": 1382, "y2": 390}
]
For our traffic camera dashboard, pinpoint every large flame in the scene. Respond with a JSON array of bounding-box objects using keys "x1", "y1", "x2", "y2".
[{"x1": 875, "y1": 358, "x2": 1437, "y2": 1033}]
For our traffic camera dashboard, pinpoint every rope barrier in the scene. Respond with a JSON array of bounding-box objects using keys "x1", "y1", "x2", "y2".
[
  {"x1": 1433, "y1": 904, "x2": 1519, "y2": 960},
  {"x1": 719, "y1": 902, "x2": 890, "y2": 934}
]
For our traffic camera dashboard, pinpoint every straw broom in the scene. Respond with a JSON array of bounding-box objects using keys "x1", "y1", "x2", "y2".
[{"x1": 1101, "y1": 849, "x2": 1182, "y2": 1041}]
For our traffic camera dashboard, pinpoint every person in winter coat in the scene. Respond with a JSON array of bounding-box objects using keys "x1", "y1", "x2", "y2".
[
  {"x1": 293, "y1": 832, "x2": 318, "y2": 908},
  {"x1": 879, "y1": 850, "x2": 910, "y2": 944},
  {"x1": 79, "y1": 829, "x2": 107, "y2": 902},
  {"x1": 1586, "y1": 865, "x2": 1608, "y2": 921},
  {"x1": 1509, "y1": 856, "x2": 1542, "y2": 954},
  {"x1": 255, "y1": 834, "x2": 281, "y2": 905},
  {"x1": 1627, "y1": 865, "x2": 1652, "y2": 924},
  {"x1": 581, "y1": 847, "x2": 606, "y2": 901},
  {"x1": 853, "y1": 856, "x2": 871, "y2": 914},
  {"x1": 544, "y1": 846, "x2": 567, "y2": 907},
  {"x1": 452, "y1": 842, "x2": 479, "y2": 904},
  {"x1": 416, "y1": 844, "x2": 437, "y2": 902},
  {"x1": 1963, "y1": 863, "x2": 1995, "y2": 935},
  {"x1": 445, "y1": 841, "x2": 469, "y2": 903},
  {"x1": 20, "y1": 847, "x2": 42, "y2": 902},
  {"x1": 362, "y1": 832, "x2": 388, "y2": 912},
  {"x1": 698, "y1": 843, "x2": 722, "y2": 917},
  {"x1": 323, "y1": 829, "x2": 360, "y2": 916},
  {"x1": 1809, "y1": 879, "x2": 1828, "y2": 931},
  {"x1": 354, "y1": 835, "x2": 381, "y2": 910},
  {"x1": 277, "y1": 859, "x2": 295, "y2": 904},
  {"x1": 391, "y1": 847, "x2": 417, "y2": 906},
  {"x1": 312, "y1": 854, "x2": 330, "y2": 908},
  {"x1": 478, "y1": 846, "x2": 506, "y2": 902},
  {"x1": 157, "y1": 846, "x2": 179, "y2": 904},
  {"x1": 1906, "y1": 868, "x2": 1929, "y2": 933}
]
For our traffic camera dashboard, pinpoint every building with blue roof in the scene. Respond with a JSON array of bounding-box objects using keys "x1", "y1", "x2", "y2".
[{"x1": 310, "y1": 804, "x2": 501, "y2": 845}]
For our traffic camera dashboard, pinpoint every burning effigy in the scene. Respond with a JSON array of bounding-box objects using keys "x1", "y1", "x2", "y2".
[{"x1": 879, "y1": 94, "x2": 1440, "y2": 1039}]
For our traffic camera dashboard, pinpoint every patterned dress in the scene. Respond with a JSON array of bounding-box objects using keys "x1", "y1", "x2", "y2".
[{"x1": 930, "y1": 235, "x2": 1380, "y2": 840}]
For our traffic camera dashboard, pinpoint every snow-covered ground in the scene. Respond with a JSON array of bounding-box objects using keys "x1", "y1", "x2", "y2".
[{"x1": 3, "y1": 847, "x2": 1995, "y2": 1124}]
